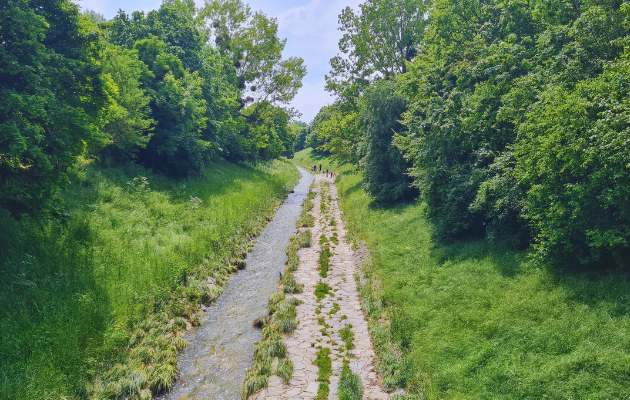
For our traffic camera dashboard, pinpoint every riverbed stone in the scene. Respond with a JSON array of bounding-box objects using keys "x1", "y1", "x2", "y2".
[{"x1": 252, "y1": 174, "x2": 389, "y2": 399}]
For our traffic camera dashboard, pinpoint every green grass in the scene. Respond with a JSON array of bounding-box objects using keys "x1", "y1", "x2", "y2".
[
  {"x1": 337, "y1": 167, "x2": 630, "y2": 399},
  {"x1": 316, "y1": 383, "x2": 329, "y2": 400},
  {"x1": 0, "y1": 158, "x2": 299, "y2": 399},
  {"x1": 315, "y1": 281, "x2": 331, "y2": 301},
  {"x1": 339, "y1": 325, "x2": 354, "y2": 351},
  {"x1": 296, "y1": 197, "x2": 314, "y2": 228},
  {"x1": 338, "y1": 359, "x2": 363, "y2": 400},
  {"x1": 314, "y1": 346, "x2": 332, "y2": 387},
  {"x1": 318, "y1": 245, "x2": 332, "y2": 278},
  {"x1": 292, "y1": 148, "x2": 340, "y2": 173}
]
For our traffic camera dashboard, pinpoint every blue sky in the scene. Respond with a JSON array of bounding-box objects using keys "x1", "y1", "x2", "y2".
[{"x1": 76, "y1": 0, "x2": 363, "y2": 122}]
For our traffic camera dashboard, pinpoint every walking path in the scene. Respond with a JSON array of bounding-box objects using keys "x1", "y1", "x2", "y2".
[{"x1": 253, "y1": 174, "x2": 389, "y2": 400}]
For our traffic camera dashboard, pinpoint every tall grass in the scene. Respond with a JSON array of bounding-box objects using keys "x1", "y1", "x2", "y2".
[
  {"x1": 336, "y1": 166, "x2": 630, "y2": 399},
  {"x1": 0, "y1": 158, "x2": 298, "y2": 399}
]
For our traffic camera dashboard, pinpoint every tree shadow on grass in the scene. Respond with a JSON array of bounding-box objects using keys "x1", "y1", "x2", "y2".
[
  {"x1": 545, "y1": 263, "x2": 630, "y2": 318},
  {"x1": 0, "y1": 210, "x2": 112, "y2": 398},
  {"x1": 428, "y1": 228, "x2": 630, "y2": 318},
  {"x1": 429, "y1": 236, "x2": 524, "y2": 278},
  {"x1": 340, "y1": 177, "x2": 364, "y2": 199}
]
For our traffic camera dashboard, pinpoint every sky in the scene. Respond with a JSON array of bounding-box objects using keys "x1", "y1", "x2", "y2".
[{"x1": 75, "y1": 0, "x2": 363, "y2": 122}]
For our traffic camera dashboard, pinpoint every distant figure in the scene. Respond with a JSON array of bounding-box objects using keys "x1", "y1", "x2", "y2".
[{"x1": 319, "y1": 164, "x2": 322, "y2": 172}]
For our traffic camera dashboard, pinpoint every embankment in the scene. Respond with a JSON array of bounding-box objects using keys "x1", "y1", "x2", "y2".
[{"x1": 0, "y1": 159, "x2": 298, "y2": 399}]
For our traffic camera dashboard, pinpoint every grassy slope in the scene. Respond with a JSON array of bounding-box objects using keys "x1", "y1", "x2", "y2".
[
  {"x1": 294, "y1": 150, "x2": 630, "y2": 399},
  {"x1": 292, "y1": 148, "x2": 339, "y2": 173},
  {"x1": 0, "y1": 159, "x2": 298, "y2": 399}
]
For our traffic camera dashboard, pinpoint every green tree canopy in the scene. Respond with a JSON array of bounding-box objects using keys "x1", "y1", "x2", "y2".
[{"x1": 0, "y1": 0, "x2": 105, "y2": 214}]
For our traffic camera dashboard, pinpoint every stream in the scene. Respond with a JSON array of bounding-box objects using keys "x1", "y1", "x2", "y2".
[{"x1": 163, "y1": 166, "x2": 313, "y2": 400}]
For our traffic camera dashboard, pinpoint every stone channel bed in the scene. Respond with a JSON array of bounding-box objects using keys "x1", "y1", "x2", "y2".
[{"x1": 253, "y1": 173, "x2": 389, "y2": 400}]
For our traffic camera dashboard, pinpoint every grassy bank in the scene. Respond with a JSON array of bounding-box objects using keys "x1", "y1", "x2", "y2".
[
  {"x1": 0, "y1": 159, "x2": 298, "y2": 399},
  {"x1": 292, "y1": 148, "x2": 339, "y2": 173},
  {"x1": 312, "y1": 155, "x2": 630, "y2": 398}
]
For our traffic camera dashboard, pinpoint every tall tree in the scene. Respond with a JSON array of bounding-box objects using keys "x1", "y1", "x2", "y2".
[
  {"x1": 99, "y1": 43, "x2": 155, "y2": 161},
  {"x1": 134, "y1": 36, "x2": 208, "y2": 176},
  {"x1": 326, "y1": 0, "x2": 430, "y2": 103},
  {"x1": 0, "y1": 0, "x2": 105, "y2": 214},
  {"x1": 359, "y1": 79, "x2": 417, "y2": 203},
  {"x1": 201, "y1": 0, "x2": 306, "y2": 109}
]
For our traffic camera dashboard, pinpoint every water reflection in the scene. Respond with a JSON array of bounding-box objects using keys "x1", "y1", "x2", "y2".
[{"x1": 163, "y1": 167, "x2": 313, "y2": 400}]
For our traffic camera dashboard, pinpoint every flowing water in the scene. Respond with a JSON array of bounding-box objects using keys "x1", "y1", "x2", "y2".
[{"x1": 163, "y1": 166, "x2": 313, "y2": 400}]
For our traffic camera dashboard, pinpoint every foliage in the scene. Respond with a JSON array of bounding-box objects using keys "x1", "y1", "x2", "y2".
[
  {"x1": 393, "y1": 0, "x2": 630, "y2": 265},
  {"x1": 0, "y1": 159, "x2": 298, "y2": 399},
  {"x1": 309, "y1": 105, "x2": 361, "y2": 164},
  {"x1": 326, "y1": 0, "x2": 430, "y2": 103},
  {"x1": 513, "y1": 57, "x2": 630, "y2": 266},
  {"x1": 338, "y1": 168, "x2": 630, "y2": 398},
  {"x1": 317, "y1": 0, "x2": 427, "y2": 206},
  {"x1": 99, "y1": 43, "x2": 155, "y2": 161},
  {"x1": 134, "y1": 35, "x2": 208, "y2": 176},
  {"x1": 306, "y1": 105, "x2": 336, "y2": 152},
  {"x1": 359, "y1": 79, "x2": 417, "y2": 203},
  {"x1": 290, "y1": 121, "x2": 309, "y2": 152},
  {"x1": 201, "y1": 0, "x2": 306, "y2": 109},
  {"x1": 338, "y1": 360, "x2": 363, "y2": 400},
  {"x1": 101, "y1": 0, "x2": 304, "y2": 171},
  {"x1": 229, "y1": 102, "x2": 293, "y2": 163},
  {"x1": 0, "y1": 0, "x2": 105, "y2": 214}
]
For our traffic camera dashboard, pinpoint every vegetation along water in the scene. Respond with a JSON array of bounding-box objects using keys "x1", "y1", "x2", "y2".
[{"x1": 4, "y1": 0, "x2": 630, "y2": 398}]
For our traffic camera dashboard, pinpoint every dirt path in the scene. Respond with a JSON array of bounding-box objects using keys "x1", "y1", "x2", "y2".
[{"x1": 253, "y1": 174, "x2": 389, "y2": 400}]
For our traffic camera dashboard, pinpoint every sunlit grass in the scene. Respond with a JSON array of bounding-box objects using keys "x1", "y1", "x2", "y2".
[
  {"x1": 337, "y1": 168, "x2": 630, "y2": 399},
  {"x1": 292, "y1": 148, "x2": 339, "y2": 172},
  {"x1": 0, "y1": 158, "x2": 298, "y2": 399}
]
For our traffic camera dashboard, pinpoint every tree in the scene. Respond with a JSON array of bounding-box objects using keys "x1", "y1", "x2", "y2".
[
  {"x1": 290, "y1": 121, "x2": 309, "y2": 152},
  {"x1": 83, "y1": 9, "x2": 107, "y2": 23},
  {"x1": 309, "y1": 105, "x2": 361, "y2": 164},
  {"x1": 106, "y1": 0, "x2": 206, "y2": 71},
  {"x1": 134, "y1": 36, "x2": 208, "y2": 176},
  {"x1": 306, "y1": 106, "x2": 335, "y2": 152},
  {"x1": 228, "y1": 101, "x2": 290, "y2": 163},
  {"x1": 99, "y1": 43, "x2": 155, "y2": 161},
  {"x1": 0, "y1": 0, "x2": 105, "y2": 214},
  {"x1": 201, "y1": 0, "x2": 306, "y2": 109},
  {"x1": 326, "y1": 0, "x2": 430, "y2": 103},
  {"x1": 359, "y1": 79, "x2": 417, "y2": 203},
  {"x1": 513, "y1": 57, "x2": 630, "y2": 267}
]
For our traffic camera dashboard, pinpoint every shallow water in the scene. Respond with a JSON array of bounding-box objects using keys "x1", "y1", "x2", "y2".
[{"x1": 163, "y1": 166, "x2": 313, "y2": 400}]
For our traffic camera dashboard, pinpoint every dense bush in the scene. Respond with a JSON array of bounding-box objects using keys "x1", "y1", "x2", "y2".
[
  {"x1": 0, "y1": 0, "x2": 105, "y2": 214},
  {"x1": 319, "y1": 0, "x2": 630, "y2": 266},
  {"x1": 395, "y1": 0, "x2": 630, "y2": 266},
  {"x1": 2, "y1": 0, "x2": 305, "y2": 213},
  {"x1": 359, "y1": 80, "x2": 417, "y2": 204},
  {"x1": 513, "y1": 59, "x2": 630, "y2": 266}
]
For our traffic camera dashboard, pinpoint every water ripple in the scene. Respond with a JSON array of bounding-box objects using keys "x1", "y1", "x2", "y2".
[{"x1": 163, "y1": 166, "x2": 313, "y2": 400}]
